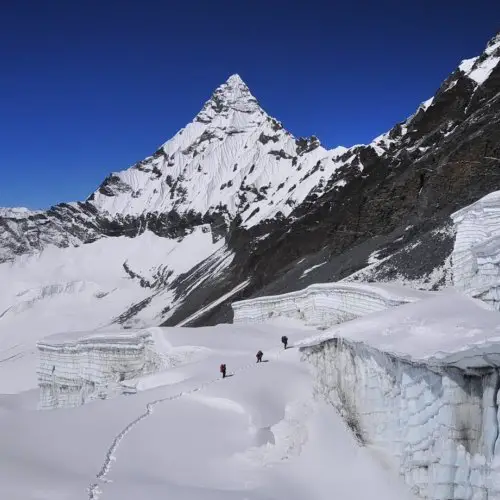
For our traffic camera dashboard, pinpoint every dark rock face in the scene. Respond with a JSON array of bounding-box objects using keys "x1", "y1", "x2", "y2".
[
  {"x1": 295, "y1": 136, "x2": 320, "y2": 156},
  {"x1": 168, "y1": 38, "x2": 500, "y2": 326}
]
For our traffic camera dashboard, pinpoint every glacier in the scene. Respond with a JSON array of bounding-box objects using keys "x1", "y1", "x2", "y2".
[
  {"x1": 2, "y1": 28, "x2": 500, "y2": 500},
  {"x1": 296, "y1": 292, "x2": 500, "y2": 500},
  {"x1": 2, "y1": 321, "x2": 418, "y2": 500},
  {"x1": 232, "y1": 282, "x2": 432, "y2": 327},
  {"x1": 231, "y1": 273, "x2": 500, "y2": 499},
  {"x1": 0, "y1": 224, "x2": 227, "y2": 342},
  {"x1": 37, "y1": 330, "x2": 164, "y2": 409},
  {"x1": 451, "y1": 190, "x2": 500, "y2": 309}
]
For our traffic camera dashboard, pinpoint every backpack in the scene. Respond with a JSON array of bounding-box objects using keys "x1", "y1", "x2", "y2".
[
  {"x1": 282, "y1": 336, "x2": 288, "y2": 342},
  {"x1": 220, "y1": 364, "x2": 225, "y2": 372}
]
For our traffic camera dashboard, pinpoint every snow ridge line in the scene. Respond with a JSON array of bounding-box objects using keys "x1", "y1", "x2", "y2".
[{"x1": 86, "y1": 346, "x2": 288, "y2": 499}]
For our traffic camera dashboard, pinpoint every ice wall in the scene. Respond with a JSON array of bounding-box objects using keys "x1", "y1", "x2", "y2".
[
  {"x1": 297, "y1": 291, "x2": 500, "y2": 500},
  {"x1": 451, "y1": 191, "x2": 500, "y2": 308},
  {"x1": 301, "y1": 338, "x2": 500, "y2": 500},
  {"x1": 37, "y1": 330, "x2": 162, "y2": 409},
  {"x1": 232, "y1": 282, "x2": 431, "y2": 326}
]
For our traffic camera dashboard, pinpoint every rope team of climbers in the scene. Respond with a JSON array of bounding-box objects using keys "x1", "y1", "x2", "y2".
[{"x1": 219, "y1": 335, "x2": 289, "y2": 378}]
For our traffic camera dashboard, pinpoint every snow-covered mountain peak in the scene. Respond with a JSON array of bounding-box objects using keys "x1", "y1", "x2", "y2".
[
  {"x1": 457, "y1": 32, "x2": 500, "y2": 86},
  {"x1": 89, "y1": 73, "x2": 346, "y2": 225},
  {"x1": 486, "y1": 32, "x2": 500, "y2": 55},
  {"x1": 194, "y1": 73, "x2": 264, "y2": 125},
  {"x1": 0, "y1": 207, "x2": 41, "y2": 219}
]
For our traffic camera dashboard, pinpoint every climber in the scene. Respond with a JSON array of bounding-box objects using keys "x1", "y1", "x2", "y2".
[
  {"x1": 220, "y1": 363, "x2": 227, "y2": 378},
  {"x1": 256, "y1": 350, "x2": 263, "y2": 363},
  {"x1": 281, "y1": 335, "x2": 288, "y2": 349}
]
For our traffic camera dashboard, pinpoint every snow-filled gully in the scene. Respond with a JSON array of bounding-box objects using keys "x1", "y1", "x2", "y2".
[{"x1": 86, "y1": 347, "x2": 286, "y2": 500}]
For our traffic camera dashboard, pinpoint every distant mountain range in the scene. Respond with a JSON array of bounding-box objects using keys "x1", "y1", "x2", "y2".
[{"x1": 1, "y1": 32, "x2": 499, "y2": 336}]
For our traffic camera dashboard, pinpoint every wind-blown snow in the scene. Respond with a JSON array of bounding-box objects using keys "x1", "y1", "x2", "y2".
[
  {"x1": 421, "y1": 97, "x2": 434, "y2": 111},
  {"x1": 468, "y1": 55, "x2": 500, "y2": 85},
  {"x1": 460, "y1": 57, "x2": 478, "y2": 74},
  {"x1": 232, "y1": 282, "x2": 432, "y2": 327}
]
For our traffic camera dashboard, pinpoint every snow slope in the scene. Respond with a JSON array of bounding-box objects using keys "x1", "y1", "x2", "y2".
[
  {"x1": 300, "y1": 292, "x2": 500, "y2": 500},
  {"x1": 0, "y1": 225, "x2": 225, "y2": 338},
  {"x1": 90, "y1": 74, "x2": 351, "y2": 227},
  {"x1": 459, "y1": 33, "x2": 500, "y2": 86},
  {"x1": 0, "y1": 225, "x2": 233, "y2": 392},
  {"x1": 0, "y1": 322, "x2": 416, "y2": 500}
]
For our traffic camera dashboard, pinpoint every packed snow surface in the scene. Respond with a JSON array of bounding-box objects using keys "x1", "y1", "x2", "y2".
[
  {"x1": 298, "y1": 291, "x2": 500, "y2": 367},
  {"x1": 232, "y1": 281, "x2": 432, "y2": 327},
  {"x1": 0, "y1": 322, "x2": 416, "y2": 500}
]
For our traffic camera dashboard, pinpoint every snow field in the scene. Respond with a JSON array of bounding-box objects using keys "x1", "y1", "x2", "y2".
[
  {"x1": 1, "y1": 322, "x2": 417, "y2": 500},
  {"x1": 0, "y1": 226, "x2": 227, "y2": 354}
]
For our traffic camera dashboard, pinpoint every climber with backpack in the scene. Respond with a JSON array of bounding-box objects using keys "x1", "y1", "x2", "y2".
[
  {"x1": 281, "y1": 335, "x2": 288, "y2": 349},
  {"x1": 220, "y1": 363, "x2": 227, "y2": 378},
  {"x1": 256, "y1": 350, "x2": 263, "y2": 363}
]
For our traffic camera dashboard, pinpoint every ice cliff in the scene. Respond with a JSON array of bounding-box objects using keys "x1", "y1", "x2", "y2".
[
  {"x1": 232, "y1": 282, "x2": 432, "y2": 326},
  {"x1": 37, "y1": 330, "x2": 163, "y2": 409},
  {"x1": 299, "y1": 292, "x2": 500, "y2": 500},
  {"x1": 451, "y1": 190, "x2": 500, "y2": 309}
]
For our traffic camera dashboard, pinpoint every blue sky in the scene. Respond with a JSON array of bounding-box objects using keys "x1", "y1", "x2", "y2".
[{"x1": 1, "y1": 0, "x2": 499, "y2": 209}]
